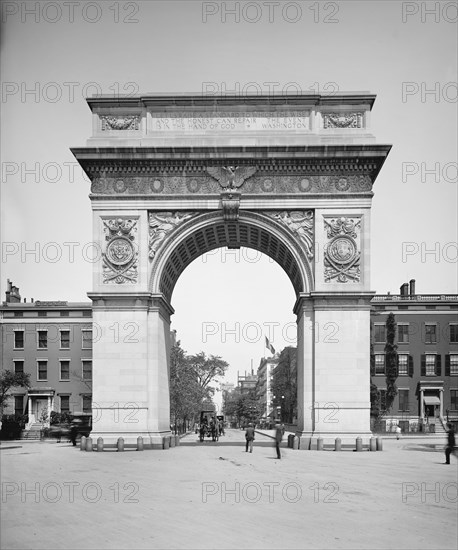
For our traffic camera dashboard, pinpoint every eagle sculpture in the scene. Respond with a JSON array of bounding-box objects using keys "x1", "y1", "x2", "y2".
[{"x1": 206, "y1": 165, "x2": 257, "y2": 190}]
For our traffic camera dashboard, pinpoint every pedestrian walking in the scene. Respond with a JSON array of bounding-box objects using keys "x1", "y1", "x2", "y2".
[
  {"x1": 274, "y1": 423, "x2": 284, "y2": 459},
  {"x1": 245, "y1": 423, "x2": 255, "y2": 453},
  {"x1": 445, "y1": 423, "x2": 456, "y2": 465}
]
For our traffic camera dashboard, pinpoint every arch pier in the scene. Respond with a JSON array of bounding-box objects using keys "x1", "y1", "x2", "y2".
[{"x1": 72, "y1": 93, "x2": 391, "y2": 448}]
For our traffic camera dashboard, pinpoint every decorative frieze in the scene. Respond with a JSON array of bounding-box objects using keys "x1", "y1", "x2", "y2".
[
  {"x1": 323, "y1": 113, "x2": 363, "y2": 129},
  {"x1": 149, "y1": 212, "x2": 195, "y2": 259},
  {"x1": 100, "y1": 115, "x2": 140, "y2": 131},
  {"x1": 268, "y1": 211, "x2": 314, "y2": 261},
  {"x1": 91, "y1": 174, "x2": 372, "y2": 195},
  {"x1": 324, "y1": 217, "x2": 361, "y2": 283},
  {"x1": 206, "y1": 165, "x2": 258, "y2": 190},
  {"x1": 102, "y1": 218, "x2": 138, "y2": 284}
]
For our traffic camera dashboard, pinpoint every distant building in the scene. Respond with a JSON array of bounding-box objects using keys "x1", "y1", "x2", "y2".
[
  {"x1": 237, "y1": 370, "x2": 257, "y2": 395},
  {"x1": 256, "y1": 356, "x2": 278, "y2": 422},
  {"x1": 0, "y1": 280, "x2": 93, "y2": 427},
  {"x1": 371, "y1": 280, "x2": 458, "y2": 432}
]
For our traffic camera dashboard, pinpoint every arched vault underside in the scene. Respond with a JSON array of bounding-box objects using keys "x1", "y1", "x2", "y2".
[{"x1": 150, "y1": 211, "x2": 311, "y2": 304}]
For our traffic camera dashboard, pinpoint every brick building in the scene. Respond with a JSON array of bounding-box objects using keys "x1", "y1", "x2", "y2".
[
  {"x1": 371, "y1": 280, "x2": 458, "y2": 432},
  {"x1": 0, "y1": 280, "x2": 93, "y2": 428}
]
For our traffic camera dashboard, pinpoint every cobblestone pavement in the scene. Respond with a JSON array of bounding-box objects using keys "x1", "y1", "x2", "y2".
[{"x1": 1, "y1": 429, "x2": 457, "y2": 550}]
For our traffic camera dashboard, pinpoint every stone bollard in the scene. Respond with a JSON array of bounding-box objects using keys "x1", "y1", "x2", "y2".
[
  {"x1": 117, "y1": 437, "x2": 124, "y2": 452},
  {"x1": 301, "y1": 436, "x2": 311, "y2": 451},
  {"x1": 286, "y1": 434, "x2": 291, "y2": 448},
  {"x1": 86, "y1": 437, "x2": 93, "y2": 452},
  {"x1": 97, "y1": 437, "x2": 104, "y2": 452},
  {"x1": 163, "y1": 436, "x2": 170, "y2": 450},
  {"x1": 175, "y1": 435, "x2": 180, "y2": 446},
  {"x1": 137, "y1": 436, "x2": 144, "y2": 451},
  {"x1": 335, "y1": 438, "x2": 341, "y2": 451},
  {"x1": 369, "y1": 437, "x2": 377, "y2": 452},
  {"x1": 376, "y1": 437, "x2": 383, "y2": 451},
  {"x1": 356, "y1": 436, "x2": 362, "y2": 452},
  {"x1": 292, "y1": 436, "x2": 299, "y2": 450},
  {"x1": 317, "y1": 437, "x2": 323, "y2": 451},
  {"x1": 170, "y1": 434, "x2": 176, "y2": 447},
  {"x1": 80, "y1": 436, "x2": 86, "y2": 451}
]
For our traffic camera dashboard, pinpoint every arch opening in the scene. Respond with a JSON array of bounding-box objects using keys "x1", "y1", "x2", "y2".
[{"x1": 151, "y1": 215, "x2": 312, "y2": 303}]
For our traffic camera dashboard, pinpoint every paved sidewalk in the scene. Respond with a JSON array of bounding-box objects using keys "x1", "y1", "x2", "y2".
[{"x1": 1, "y1": 430, "x2": 457, "y2": 550}]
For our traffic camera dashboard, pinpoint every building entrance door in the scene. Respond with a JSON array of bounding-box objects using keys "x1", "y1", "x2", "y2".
[{"x1": 33, "y1": 399, "x2": 48, "y2": 422}]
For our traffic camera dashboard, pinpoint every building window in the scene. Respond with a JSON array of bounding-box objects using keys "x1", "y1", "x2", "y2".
[
  {"x1": 14, "y1": 311, "x2": 23, "y2": 317},
  {"x1": 398, "y1": 324, "x2": 409, "y2": 344},
  {"x1": 37, "y1": 361, "x2": 47, "y2": 381},
  {"x1": 451, "y1": 390, "x2": 458, "y2": 411},
  {"x1": 450, "y1": 355, "x2": 458, "y2": 376},
  {"x1": 14, "y1": 331, "x2": 24, "y2": 349},
  {"x1": 38, "y1": 311, "x2": 47, "y2": 317},
  {"x1": 425, "y1": 324, "x2": 437, "y2": 344},
  {"x1": 426, "y1": 354, "x2": 436, "y2": 376},
  {"x1": 60, "y1": 361, "x2": 70, "y2": 381},
  {"x1": 82, "y1": 361, "x2": 92, "y2": 380},
  {"x1": 374, "y1": 325, "x2": 386, "y2": 343},
  {"x1": 60, "y1": 396, "x2": 70, "y2": 413},
  {"x1": 82, "y1": 395, "x2": 92, "y2": 413},
  {"x1": 82, "y1": 310, "x2": 91, "y2": 317},
  {"x1": 60, "y1": 330, "x2": 70, "y2": 349},
  {"x1": 375, "y1": 354, "x2": 385, "y2": 375},
  {"x1": 82, "y1": 330, "x2": 92, "y2": 350},
  {"x1": 450, "y1": 324, "x2": 458, "y2": 343},
  {"x1": 399, "y1": 390, "x2": 409, "y2": 412},
  {"x1": 37, "y1": 330, "x2": 48, "y2": 349},
  {"x1": 14, "y1": 360, "x2": 24, "y2": 374},
  {"x1": 379, "y1": 389, "x2": 387, "y2": 411},
  {"x1": 14, "y1": 396, "x2": 23, "y2": 417},
  {"x1": 398, "y1": 355, "x2": 408, "y2": 376},
  {"x1": 60, "y1": 311, "x2": 69, "y2": 317}
]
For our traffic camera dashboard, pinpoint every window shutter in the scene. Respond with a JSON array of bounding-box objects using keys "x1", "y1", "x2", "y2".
[
  {"x1": 408, "y1": 355, "x2": 414, "y2": 377},
  {"x1": 421, "y1": 355, "x2": 426, "y2": 376},
  {"x1": 445, "y1": 355, "x2": 450, "y2": 376},
  {"x1": 435, "y1": 354, "x2": 441, "y2": 376},
  {"x1": 370, "y1": 355, "x2": 375, "y2": 377}
]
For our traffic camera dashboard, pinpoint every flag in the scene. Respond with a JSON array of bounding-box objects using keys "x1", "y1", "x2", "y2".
[{"x1": 265, "y1": 336, "x2": 275, "y2": 355}]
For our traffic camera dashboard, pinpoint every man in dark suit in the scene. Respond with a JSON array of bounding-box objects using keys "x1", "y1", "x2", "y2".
[
  {"x1": 274, "y1": 423, "x2": 285, "y2": 459},
  {"x1": 245, "y1": 423, "x2": 255, "y2": 452},
  {"x1": 445, "y1": 423, "x2": 456, "y2": 464}
]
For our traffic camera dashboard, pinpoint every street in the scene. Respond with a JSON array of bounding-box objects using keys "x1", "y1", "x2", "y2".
[{"x1": 1, "y1": 429, "x2": 457, "y2": 550}]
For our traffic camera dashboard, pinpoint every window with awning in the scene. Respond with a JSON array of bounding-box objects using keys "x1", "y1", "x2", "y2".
[{"x1": 423, "y1": 396, "x2": 440, "y2": 406}]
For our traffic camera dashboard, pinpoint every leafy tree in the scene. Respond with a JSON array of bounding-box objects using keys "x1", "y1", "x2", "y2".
[
  {"x1": 384, "y1": 313, "x2": 398, "y2": 411},
  {"x1": 223, "y1": 388, "x2": 262, "y2": 426},
  {"x1": 0, "y1": 371, "x2": 31, "y2": 413},
  {"x1": 271, "y1": 347, "x2": 297, "y2": 423},
  {"x1": 188, "y1": 352, "x2": 229, "y2": 393}
]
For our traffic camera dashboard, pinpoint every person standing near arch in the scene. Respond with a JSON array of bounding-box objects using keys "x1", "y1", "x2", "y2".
[{"x1": 245, "y1": 423, "x2": 255, "y2": 453}]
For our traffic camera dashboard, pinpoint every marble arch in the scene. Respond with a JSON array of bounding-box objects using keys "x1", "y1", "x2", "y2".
[{"x1": 72, "y1": 92, "x2": 391, "y2": 448}]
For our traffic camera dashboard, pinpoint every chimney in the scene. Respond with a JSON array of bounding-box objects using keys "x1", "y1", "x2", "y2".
[
  {"x1": 400, "y1": 283, "x2": 409, "y2": 296},
  {"x1": 5, "y1": 280, "x2": 21, "y2": 303},
  {"x1": 409, "y1": 279, "x2": 416, "y2": 296}
]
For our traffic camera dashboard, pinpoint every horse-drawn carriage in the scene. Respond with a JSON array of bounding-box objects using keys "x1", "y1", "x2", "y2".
[{"x1": 198, "y1": 411, "x2": 224, "y2": 442}]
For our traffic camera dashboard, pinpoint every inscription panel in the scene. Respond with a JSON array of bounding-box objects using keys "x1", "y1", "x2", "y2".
[{"x1": 149, "y1": 111, "x2": 310, "y2": 132}]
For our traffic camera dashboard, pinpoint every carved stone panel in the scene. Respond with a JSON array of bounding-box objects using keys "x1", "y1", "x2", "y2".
[
  {"x1": 323, "y1": 113, "x2": 363, "y2": 129},
  {"x1": 102, "y1": 218, "x2": 138, "y2": 284},
  {"x1": 148, "y1": 212, "x2": 196, "y2": 259},
  {"x1": 100, "y1": 115, "x2": 140, "y2": 131},
  {"x1": 266, "y1": 211, "x2": 314, "y2": 261},
  {"x1": 323, "y1": 217, "x2": 361, "y2": 283}
]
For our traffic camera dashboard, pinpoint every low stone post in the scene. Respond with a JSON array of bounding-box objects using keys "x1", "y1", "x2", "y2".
[
  {"x1": 97, "y1": 437, "x2": 104, "y2": 452},
  {"x1": 80, "y1": 435, "x2": 86, "y2": 451},
  {"x1": 117, "y1": 437, "x2": 124, "y2": 452},
  {"x1": 175, "y1": 435, "x2": 180, "y2": 446},
  {"x1": 376, "y1": 437, "x2": 383, "y2": 451},
  {"x1": 317, "y1": 437, "x2": 323, "y2": 451},
  {"x1": 163, "y1": 436, "x2": 170, "y2": 450},
  {"x1": 85, "y1": 437, "x2": 93, "y2": 452},
  {"x1": 369, "y1": 437, "x2": 377, "y2": 451},
  {"x1": 292, "y1": 436, "x2": 299, "y2": 450},
  {"x1": 170, "y1": 434, "x2": 176, "y2": 448},
  {"x1": 356, "y1": 436, "x2": 362, "y2": 452},
  {"x1": 137, "y1": 436, "x2": 144, "y2": 451},
  {"x1": 335, "y1": 438, "x2": 341, "y2": 451}
]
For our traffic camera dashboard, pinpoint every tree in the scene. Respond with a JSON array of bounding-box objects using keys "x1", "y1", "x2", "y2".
[
  {"x1": 188, "y1": 352, "x2": 229, "y2": 393},
  {"x1": 0, "y1": 371, "x2": 31, "y2": 414},
  {"x1": 385, "y1": 313, "x2": 398, "y2": 412},
  {"x1": 223, "y1": 388, "x2": 262, "y2": 427},
  {"x1": 271, "y1": 347, "x2": 297, "y2": 423}
]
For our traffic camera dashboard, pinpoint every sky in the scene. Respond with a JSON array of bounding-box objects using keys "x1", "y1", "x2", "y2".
[{"x1": 1, "y1": 0, "x2": 457, "y2": 389}]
